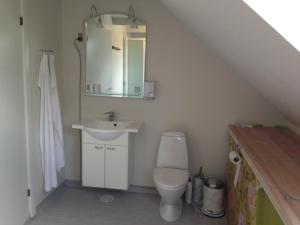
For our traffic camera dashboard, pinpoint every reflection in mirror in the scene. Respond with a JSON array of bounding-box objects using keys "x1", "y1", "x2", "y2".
[{"x1": 84, "y1": 13, "x2": 146, "y2": 98}]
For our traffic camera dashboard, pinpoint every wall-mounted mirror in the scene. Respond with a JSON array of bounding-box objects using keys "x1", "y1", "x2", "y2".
[{"x1": 83, "y1": 13, "x2": 146, "y2": 98}]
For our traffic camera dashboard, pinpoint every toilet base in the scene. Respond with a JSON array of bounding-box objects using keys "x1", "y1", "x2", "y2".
[{"x1": 160, "y1": 199, "x2": 182, "y2": 222}]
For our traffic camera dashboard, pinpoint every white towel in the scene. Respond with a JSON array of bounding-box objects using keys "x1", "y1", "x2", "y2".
[
  {"x1": 38, "y1": 53, "x2": 65, "y2": 192},
  {"x1": 49, "y1": 55, "x2": 65, "y2": 172}
]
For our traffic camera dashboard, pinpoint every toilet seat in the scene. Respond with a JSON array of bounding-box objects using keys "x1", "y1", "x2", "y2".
[{"x1": 154, "y1": 168, "x2": 189, "y2": 190}]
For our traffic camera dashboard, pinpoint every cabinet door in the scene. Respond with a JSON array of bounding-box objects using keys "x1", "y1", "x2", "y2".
[
  {"x1": 105, "y1": 145, "x2": 128, "y2": 190},
  {"x1": 82, "y1": 144, "x2": 105, "y2": 188}
]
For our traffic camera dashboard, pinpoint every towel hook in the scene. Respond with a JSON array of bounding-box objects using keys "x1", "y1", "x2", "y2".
[{"x1": 40, "y1": 49, "x2": 54, "y2": 54}]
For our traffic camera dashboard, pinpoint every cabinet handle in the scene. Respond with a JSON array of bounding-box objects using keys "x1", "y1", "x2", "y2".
[
  {"x1": 107, "y1": 147, "x2": 116, "y2": 150},
  {"x1": 94, "y1": 146, "x2": 103, "y2": 150}
]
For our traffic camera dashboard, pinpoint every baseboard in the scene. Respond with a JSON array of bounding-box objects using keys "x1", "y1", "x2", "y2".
[
  {"x1": 64, "y1": 179, "x2": 157, "y2": 194},
  {"x1": 128, "y1": 185, "x2": 157, "y2": 194},
  {"x1": 64, "y1": 179, "x2": 81, "y2": 188}
]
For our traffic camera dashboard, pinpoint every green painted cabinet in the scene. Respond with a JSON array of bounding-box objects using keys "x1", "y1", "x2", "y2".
[{"x1": 227, "y1": 136, "x2": 284, "y2": 225}]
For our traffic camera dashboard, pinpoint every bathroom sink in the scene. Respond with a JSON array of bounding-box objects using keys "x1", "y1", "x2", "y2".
[{"x1": 72, "y1": 120, "x2": 142, "y2": 141}]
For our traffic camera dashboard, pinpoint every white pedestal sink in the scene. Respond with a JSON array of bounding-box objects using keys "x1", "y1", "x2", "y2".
[{"x1": 72, "y1": 120, "x2": 142, "y2": 141}]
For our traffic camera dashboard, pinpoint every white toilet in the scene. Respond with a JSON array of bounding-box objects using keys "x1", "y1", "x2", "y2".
[{"x1": 153, "y1": 131, "x2": 189, "y2": 222}]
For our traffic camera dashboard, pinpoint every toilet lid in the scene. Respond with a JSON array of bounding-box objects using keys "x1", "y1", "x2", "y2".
[{"x1": 153, "y1": 168, "x2": 189, "y2": 189}]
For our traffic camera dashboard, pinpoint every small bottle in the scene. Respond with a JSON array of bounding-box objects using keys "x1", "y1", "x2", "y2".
[
  {"x1": 93, "y1": 83, "x2": 97, "y2": 94},
  {"x1": 185, "y1": 177, "x2": 193, "y2": 204},
  {"x1": 86, "y1": 84, "x2": 91, "y2": 93},
  {"x1": 97, "y1": 83, "x2": 101, "y2": 94}
]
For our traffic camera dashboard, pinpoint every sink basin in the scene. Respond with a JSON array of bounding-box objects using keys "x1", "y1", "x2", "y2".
[
  {"x1": 85, "y1": 128, "x2": 125, "y2": 141},
  {"x1": 72, "y1": 120, "x2": 142, "y2": 141}
]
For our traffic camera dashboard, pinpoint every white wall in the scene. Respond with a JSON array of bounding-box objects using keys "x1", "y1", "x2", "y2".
[
  {"x1": 161, "y1": 0, "x2": 300, "y2": 127},
  {"x1": 0, "y1": 0, "x2": 29, "y2": 224},
  {"x1": 62, "y1": 0, "x2": 287, "y2": 186},
  {"x1": 23, "y1": 0, "x2": 64, "y2": 207}
]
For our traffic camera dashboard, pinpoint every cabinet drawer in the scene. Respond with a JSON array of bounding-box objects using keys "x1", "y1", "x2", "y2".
[{"x1": 82, "y1": 144, "x2": 105, "y2": 188}]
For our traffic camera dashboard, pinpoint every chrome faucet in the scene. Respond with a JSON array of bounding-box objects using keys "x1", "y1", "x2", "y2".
[{"x1": 104, "y1": 111, "x2": 116, "y2": 121}]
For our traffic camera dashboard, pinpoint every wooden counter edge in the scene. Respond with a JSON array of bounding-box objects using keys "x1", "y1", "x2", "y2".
[{"x1": 228, "y1": 126, "x2": 297, "y2": 225}]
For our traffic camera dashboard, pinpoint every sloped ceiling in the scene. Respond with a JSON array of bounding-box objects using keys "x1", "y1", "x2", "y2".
[{"x1": 161, "y1": 0, "x2": 300, "y2": 126}]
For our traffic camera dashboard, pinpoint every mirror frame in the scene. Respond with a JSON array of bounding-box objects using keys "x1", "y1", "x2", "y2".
[{"x1": 82, "y1": 13, "x2": 147, "y2": 99}]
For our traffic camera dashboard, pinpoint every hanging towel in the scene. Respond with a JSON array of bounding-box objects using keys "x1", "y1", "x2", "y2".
[
  {"x1": 49, "y1": 54, "x2": 65, "y2": 172},
  {"x1": 38, "y1": 53, "x2": 65, "y2": 192}
]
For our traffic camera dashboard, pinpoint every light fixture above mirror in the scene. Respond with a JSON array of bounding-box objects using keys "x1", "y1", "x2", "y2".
[{"x1": 128, "y1": 6, "x2": 138, "y2": 29}]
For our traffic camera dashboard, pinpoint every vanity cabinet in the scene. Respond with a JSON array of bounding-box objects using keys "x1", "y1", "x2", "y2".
[{"x1": 81, "y1": 131, "x2": 130, "y2": 190}]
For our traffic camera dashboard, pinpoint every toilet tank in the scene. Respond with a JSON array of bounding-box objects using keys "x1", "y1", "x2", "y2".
[{"x1": 156, "y1": 131, "x2": 188, "y2": 170}]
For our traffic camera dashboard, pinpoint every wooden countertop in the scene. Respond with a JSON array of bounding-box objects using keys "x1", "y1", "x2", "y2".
[{"x1": 229, "y1": 125, "x2": 300, "y2": 225}]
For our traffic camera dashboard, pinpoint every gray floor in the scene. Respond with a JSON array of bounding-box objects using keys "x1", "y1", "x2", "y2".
[{"x1": 26, "y1": 186, "x2": 227, "y2": 225}]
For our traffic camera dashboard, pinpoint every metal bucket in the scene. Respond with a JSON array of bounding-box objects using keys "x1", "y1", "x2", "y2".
[{"x1": 202, "y1": 178, "x2": 225, "y2": 217}]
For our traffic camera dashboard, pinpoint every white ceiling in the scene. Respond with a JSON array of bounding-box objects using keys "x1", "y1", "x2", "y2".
[{"x1": 161, "y1": 0, "x2": 300, "y2": 126}]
